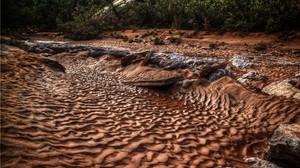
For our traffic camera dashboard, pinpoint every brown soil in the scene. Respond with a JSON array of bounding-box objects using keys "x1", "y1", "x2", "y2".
[{"x1": 1, "y1": 30, "x2": 300, "y2": 168}]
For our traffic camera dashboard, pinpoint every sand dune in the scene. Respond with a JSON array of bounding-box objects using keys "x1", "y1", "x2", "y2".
[{"x1": 1, "y1": 49, "x2": 299, "y2": 168}]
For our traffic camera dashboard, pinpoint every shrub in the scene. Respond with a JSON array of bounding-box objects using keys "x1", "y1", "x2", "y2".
[{"x1": 254, "y1": 42, "x2": 267, "y2": 51}]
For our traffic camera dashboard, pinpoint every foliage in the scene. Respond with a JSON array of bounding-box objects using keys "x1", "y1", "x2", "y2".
[
  {"x1": 58, "y1": 2, "x2": 103, "y2": 40},
  {"x1": 1, "y1": 0, "x2": 300, "y2": 37}
]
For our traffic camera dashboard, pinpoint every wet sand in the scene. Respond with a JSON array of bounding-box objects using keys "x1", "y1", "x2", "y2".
[{"x1": 1, "y1": 42, "x2": 300, "y2": 168}]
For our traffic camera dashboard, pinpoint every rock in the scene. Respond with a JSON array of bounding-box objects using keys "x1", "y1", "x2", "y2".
[
  {"x1": 40, "y1": 58, "x2": 66, "y2": 73},
  {"x1": 231, "y1": 55, "x2": 300, "y2": 69},
  {"x1": 295, "y1": 80, "x2": 300, "y2": 89},
  {"x1": 231, "y1": 55, "x2": 253, "y2": 69},
  {"x1": 153, "y1": 37, "x2": 164, "y2": 45},
  {"x1": 262, "y1": 80, "x2": 300, "y2": 99},
  {"x1": 209, "y1": 43, "x2": 217, "y2": 49},
  {"x1": 23, "y1": 40, "x2": 130, "y2": 57},
  {"x1": 102, "y1": 48, "x2": 130, "y2": 57},
  {"x1": 292, "y1": 49, "x2": 300, "y2": 55},
  {"x1": 46, "y1": 44, "x2": 73, "y2": 53},
  {"x1": 122, "y1": 64, "x2": 183, "y2": 87},
  {"x1": 88, "y1": 49, "x2": 105, "y2": 57},
  {"x1": 295, "y1": 71, "x2": 300, "y2": 77},
  {"x1": 121, "y1": 54, "x2": 138, "y2": 66},
  {"x1": 163, "y1": 61, "x2": 188, "y2": 70},
  {"x1": 182, "y1": 79, "x2": 193, "y2": 89},
  {"x1": 238, "y1": 71, "x2": 265, "y2": 83},
  {"x1": 200, "y1": 63, "x2": 227, "y2": 77},
  {"x1": 35, "y1": 46, "x2": 55, "y2": 55},
  {"x1": 269, "y1": 124, "x2": 300, "y2": 166},
  {"x1": 165, "y1": 36, "x2": 182, "y2": 44},
  {"x1": 288, "y1": 79, "x2": 298, "y2": 86},
  {"x1": 121, "y1": 51, "x2": 150, "y2": 66},
  {"x1": 151, "y1": 59, "x2": 187, "y2": 69},
  {"x1": 246, "y1": 157, "x2": 282, "y2": 168},
  {"x1": 208, "y1": 69, "x2": 235, "y2": 81},
  {"x1": 141, "y1": 51, "x2": 154, "y2": 66},
  {"x1": 89, "y1": 48, "x2": 130, "y2": 57},
  {"x1": 142, "y1": 55, "x2": 187, "y2": 70}
]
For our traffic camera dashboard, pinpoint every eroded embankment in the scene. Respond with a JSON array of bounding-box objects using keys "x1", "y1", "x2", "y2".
[{"x1": 1, "y1": 48, "x2": 300, "y2": 168}]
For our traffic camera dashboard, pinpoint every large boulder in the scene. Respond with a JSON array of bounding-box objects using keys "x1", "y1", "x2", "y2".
[
  {"x1": 122, "y1": 63, "x2": 183, "y2": 87},
  {"x1": 262, "y1": 80, "x2": 300, "y2": 99},
  {"x1": 269, "y1": 124, "x2": 300, "y2": 166}
]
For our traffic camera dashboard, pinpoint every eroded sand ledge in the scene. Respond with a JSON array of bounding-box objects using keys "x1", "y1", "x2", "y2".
[{"x1": 1, "y1": 40, "x2": 300, "y2": 168}]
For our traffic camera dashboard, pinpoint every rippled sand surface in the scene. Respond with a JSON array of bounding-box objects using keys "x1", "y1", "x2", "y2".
[{"x1": 1, "y1": 49, "x2": 299, "y2": 168}]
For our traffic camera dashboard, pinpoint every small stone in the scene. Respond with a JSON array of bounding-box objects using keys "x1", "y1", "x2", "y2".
[
  {"x1": 200, "y1": 63, "x2": 227, "y2": 78},
  {"x1": 182, "y1": 80, "x2": 193, "y2": 89},
  {"x1": 208, "y1": 69, "x2": 235, "y2": 81},
  {"x1": 238, "y1": 71, "x2": 265, "y2": 83},
  {"x1": 153, "y1": 37, "x2": 164, "y2": 45},
  {"x1": 295, "y1": 71, "x2": 300, "y2": 77}
]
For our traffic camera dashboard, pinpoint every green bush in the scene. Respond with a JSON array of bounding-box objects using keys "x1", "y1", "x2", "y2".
[{"x1": 2, "y1": 0, "x2": 300, "y2": 37}]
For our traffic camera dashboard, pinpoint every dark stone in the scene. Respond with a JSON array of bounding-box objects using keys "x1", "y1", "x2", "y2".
[
  {"x1": 200, "y1": 63, "x2": 227, "y2": 78},
  {"x1": 48, "y1": 45, "x2": 72, "y2": 53},
  {"x1": 141, "y1": 51, "x2": 154, "y2": 66},
  {"x1": 166, "y1": 36, "x2": 182, "y2": 44},
  {"x1": 163, "y1": 61, "x2": 187, "y2": 70},
  {"x1": 22, "y1": 41, "x2": 130, "y2": 57},
  {"x1": 40, "y1": 58, "x2": 66, "y2": 73},
  {"x1": 208, "y1": 69, "x2": 235, "y2": 81},
  {"x1": 153, "y1": 37, "x2": 164, "y2": 45},
  {"x1": 121, "y1": 54, "x2": 138, "y2": 66},
  {"x1": 269, "y1": 124, "x2": 300, "y2": 166},
  {"x1": 35, "y1": 46, "x2": 55, "y2": 55},
  {"x1": 88, "y1": 49, "x2": 105, "y2": 57},
  {"x1": 103, "y1": 49, "x2": 130, "y2": 57},
  {"x1": 294, "y1": 80, "x2": 300, "y2": 89}
]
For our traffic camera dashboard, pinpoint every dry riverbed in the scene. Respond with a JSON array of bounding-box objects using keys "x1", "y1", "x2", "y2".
[{"x1": 1, "y1": 31, "x2": 300, "y2": 168}]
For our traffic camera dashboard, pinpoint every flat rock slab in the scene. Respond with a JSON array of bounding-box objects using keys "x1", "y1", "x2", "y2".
[
  {"x1": 231, "y1": 55, "x2": 300, "y2": 69},
  {"x1": 122, "y1": 64, "x2": 183, "y2": 87},
  {"x1": 262, "y1": 80, "x2": 300, "y2": 99},
  {"x1": 269, "y1": 124, "x2": 300, "y2": 166},
  {"x1": 20, "y1": 40, "x2": 130, "y2": 57}
]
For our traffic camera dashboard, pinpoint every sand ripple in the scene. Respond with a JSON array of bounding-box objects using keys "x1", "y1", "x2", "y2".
[{"x1": 1, "y1": 50, "x2": 299, "y2": 168}]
